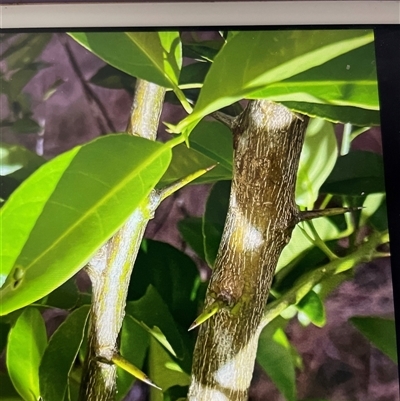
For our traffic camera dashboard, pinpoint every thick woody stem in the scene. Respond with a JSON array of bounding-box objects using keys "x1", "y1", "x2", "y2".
[
  {"x1": 188, "y1": 101, "x2": 308, "y2": 401},
  {"x1": 79, "y1": 80, "x2": 165, "y2": 401}
]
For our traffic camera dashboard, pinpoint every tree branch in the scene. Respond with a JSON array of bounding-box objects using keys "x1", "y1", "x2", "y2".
[
  {"x1": 188, "y1": 101, "x2": 308, "y2": 401},
  {"x1": 78, "y1": 80, "x2": 166, "y2": 401}
]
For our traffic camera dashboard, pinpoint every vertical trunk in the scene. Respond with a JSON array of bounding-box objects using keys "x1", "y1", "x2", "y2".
[
  {"x1": 189, "y1": 101, "x2": 308, "y2": 401},
  {"x1": 79, "y1": 81, "x2": 165, "y2": 401}
]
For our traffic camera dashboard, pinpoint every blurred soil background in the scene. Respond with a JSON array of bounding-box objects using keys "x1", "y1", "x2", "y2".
[{"x1": 1, "y1": 32, "x2": 398, "y2": 401}]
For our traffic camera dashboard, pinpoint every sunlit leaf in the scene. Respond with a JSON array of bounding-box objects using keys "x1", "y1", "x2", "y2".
[
  {"x1": 249, "y1": 44, "x2": 378, "y2": 111},
  {"x1": 69, "y1": 32, "x2": 182, "y2": 90},
  {"x1": 7, "y1": 307, "x2": 47, "y2": 401},
  {"x1": 0, "y1": 143, "x2": 44, "y2": 177},
  {"x1": 296, "y1": 290, "x2": 326, "y2": 327},
  {"x1": 0, "y1": 134, "x2": 172, "y2": 315},
  {"x1": 282, "y1": 101, "x2": 380, "y2": 126},
  {"x1": 173, "y1": 30, "x2": 374, "y2": 135},
  {"x1": 296, "y1": 118, "x2": 338, "y2": 208}
]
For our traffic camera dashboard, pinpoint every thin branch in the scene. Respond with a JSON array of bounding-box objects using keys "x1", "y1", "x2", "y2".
[
  {"x1": 59, "y1": 34, "x2": 117, "y2": 134},
  {"x1": 261, "y1": 230, "x2": 389, "y2": 328}
]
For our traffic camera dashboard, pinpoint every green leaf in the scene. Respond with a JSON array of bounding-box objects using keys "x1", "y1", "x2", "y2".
[
  {"x1": 126, "y1": 285, "x2": 185, "y2": 360},
  {"x1": 159, "y1": 121, "x2": 232, "y2": 187},
  {"x1": 249, "y1": 43, "x2": 378, "y2": 111},
  {"x1": 128, "y1": 240, "x2": 199, "y2": 329},
  {"x1": 0, "y1": 373, "x2": 24, "y2": 401},
  {"x1": 350, "y1": 316, "x2": 397, "y2": 363},
  {"x1": 202, "y1": 181, "x2": 231, "y2": 267},
  {"x1": 3, "y1": 34, "x2": 52, "y2": 71},
  {"x1": 277, "y1": 217, "x2": 347, "y2": 272},
  {"x1": 367, "y1": 195, "x2": 388, "y2": 231},
  {"x1": 257, "y1": 321, "x2": 296, "y2": 401},
  {"x1": 11, "y1": 118, "x2": 42, "y2": 135},
  {"x1": 0, "y1": 142, "x2": 45, "y2": 177},
  {"x1": 295, "y1": 118, "x2": 338, "y2": 208},
  {"x1": 148, "y1": 337, "x2": 190, "y2": 401},
  {"x1": 179, "y1": 62, "x2": 210, "y2": 87},
  {"x1": 178, "y1": 217, "x2": 206, "y2": 261},
  {"x1": 296, "y1": 290, "x2": 326, "y2": 327},
  {"x1": 174, "y1": 29, "x2": 374, "y2": 134},
  {"x1": 69, "y1": 32, "x2": 182, "y2": 90},
  {"x1": 0, "y1": 134, "x2": 172, "y2": 315},
  {"x1": 89, "y1": 64, "x2": 136, "y2": 92},
  {"x1": 116, "y1": 315, "x2": 150, "y2": 401},
  {"x1": 182, "y1": 38, "x2": 224, "y2": 62},
  {"x1": 281, "y1": 101, "x2": 380, "y2": 126},
  {"x1": 8, "y1": 62, "x2": 50, "y2": 101},
  {"x1": 39, "y1": 305, "x2": 90, "y2": 401},
  {"x1": 6, "y1": 307, "x2": 47, "y2": 401},
  {"x1": 321, "y1": 151, "x2": 385, "y2": 196},
  {"x1": 0, "y1": 321, "x2": 10, "y2": 353},
  {"x1": 40, "y1": 276, "x2": 80, "y2": 310}
]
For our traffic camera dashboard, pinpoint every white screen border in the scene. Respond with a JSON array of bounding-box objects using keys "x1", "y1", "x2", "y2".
[{"x1": 1, "y1": 1, "x2": 399, "y2": 29}]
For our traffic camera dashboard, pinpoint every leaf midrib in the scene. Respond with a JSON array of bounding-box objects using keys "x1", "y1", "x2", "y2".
[{"x1": 14, "y1": 140, "x2": 169, "y2": 278}]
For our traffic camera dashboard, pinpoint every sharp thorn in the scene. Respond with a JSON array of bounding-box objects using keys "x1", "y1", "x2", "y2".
[
  {"x1": 188, "y1": 300, "x2": 222, "y2": 331},
  {"x1": 299, "y1": 207, "x2": 363, "y2": 222}
]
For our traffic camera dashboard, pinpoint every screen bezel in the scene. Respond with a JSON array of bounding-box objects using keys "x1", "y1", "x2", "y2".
[{"x1": 1, "y1": 2, "x2": 399, "y2": 395}]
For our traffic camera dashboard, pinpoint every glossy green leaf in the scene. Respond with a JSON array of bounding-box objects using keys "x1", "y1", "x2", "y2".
[
  {"x1": 281, "y1": 101, "x2": 380, "y2": 126},
  {"x1": 367, "y1": 196, "x2": 388, "y2": 231},
  {"x1": 148, "y1": 337, "x2": 190, "y2": 401},
  {"x1": 249, "y1": 44, "x2": 378, "y2": 111},
  {"x1": 0, "y1": 142, "x2": 44, "y2": 177},
  {"x1": 257, "y1": 321, "x2": 296, "y2": 401},
  {"x1": 277, "y1": 217, "x2": 348, "y2": 272},
  {"x1": 321, "y1": 151, "x2": 385, "y2": 196},
  {"x1": 296, "y1": 290, "x2": 326, "y2": 327},
  {"x1": 89, "y1": 64, "x2": 136, "y2": 92},
  {"x1": 178, "y1": 217, "x2": 206, "y2": 261},
  {"x1": 203, "y1": 181, "x2": 231, "y2": 267},
  {"x1": 6, "y1": 307, "x2": 47, "y2": 401},
  {"x1": 159, "y1": 121, "x2": 232, "y2": 186},
  {"x1": 350, "y1": 316, "x2": 397, "y2": 363},
  {"x1": 39, "y1": 305, "x2": 90, "y2": 401},
  {"x1": 0, "y1": 134, "x2": 172, "y2": 315},
  {"x1": 296, "y1": 118, "x2": 338, "y2": 208},
  {"x1": 116, "y1": 315, "x2": 150, "y2": 401},
  {"x1": 174, "y1": 29, "x2": 374, "y2": 134},
  {"x1": 128, "y1": 240, "x2": 199, "y2": 329},
  {"x1": 126, "y1": 285, "x2": 185, "y2": 360},
  {"x1": 69, "y1": 32, "x2": 182, "y2": 90},
  {"x1": 179, "y1": 62, "x2": 210, "y2": 86}
]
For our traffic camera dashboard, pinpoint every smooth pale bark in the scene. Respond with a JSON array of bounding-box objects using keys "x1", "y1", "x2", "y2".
[
  {"x1": 188, "y1": 100, "x2": 308, "y2": 401},
  {"x1": 78, "y1": 80, "x2": 166, "y2": 401}
]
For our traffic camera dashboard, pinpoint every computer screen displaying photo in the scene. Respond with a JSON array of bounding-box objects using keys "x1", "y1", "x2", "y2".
[{"x1": 0, "y1": 3, "x2": 399, "y2": 401}]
